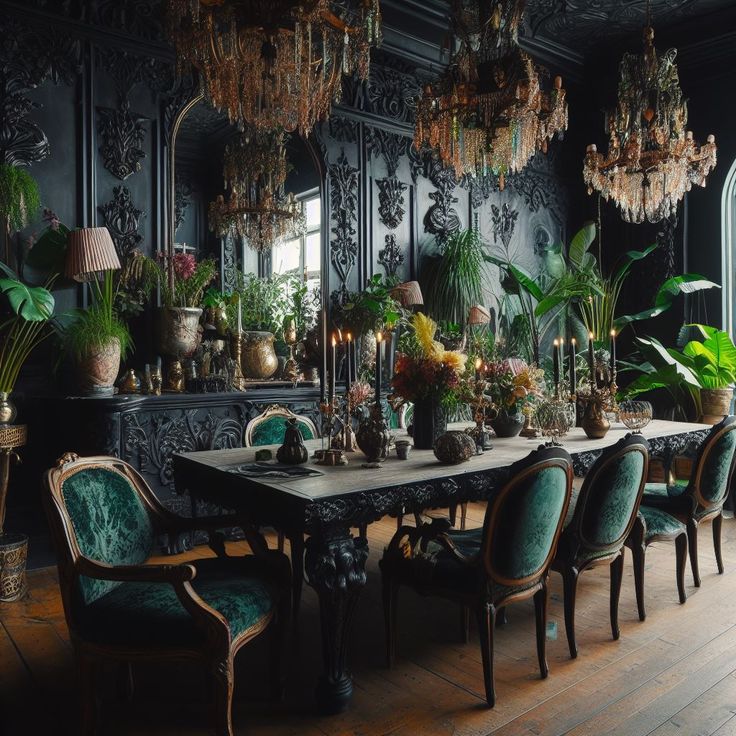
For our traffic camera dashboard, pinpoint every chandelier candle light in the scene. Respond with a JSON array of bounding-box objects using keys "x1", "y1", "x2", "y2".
[
  {"x1": 414, "y1": 0, "x2": 568, "y2": 189},
  {"x1": 166, "y1": 0, "x2": 381, "y2": 135},
  {"x1": 583, "y1": 8, "x2": 717, "y2": 223}
]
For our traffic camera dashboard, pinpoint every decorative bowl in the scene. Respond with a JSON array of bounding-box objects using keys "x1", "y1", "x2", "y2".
[{"x1": 618, "y1": 400, "x2": 653, "y2": 431}]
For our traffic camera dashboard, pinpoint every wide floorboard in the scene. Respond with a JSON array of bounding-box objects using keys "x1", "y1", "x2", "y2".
[{"x1": 3, "y1": 504, "x2": 736, "y2": 735}]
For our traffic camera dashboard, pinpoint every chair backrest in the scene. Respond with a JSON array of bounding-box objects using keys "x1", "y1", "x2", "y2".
[
  {"x1": 43, "y1": 454, "x2": 158, "y2": 607},
  {"x1": 481, "y1": 445, "x2": 573, "y2": 587},
  {"x1": 244, "y1": 404, "x2": 318, "y2": 447},
  {"x1": 689, "y1": 415, "x2": 736, "y2": 510},
  {"x1": 565, "y1": 433, "x2": 649, "y2": 558}
]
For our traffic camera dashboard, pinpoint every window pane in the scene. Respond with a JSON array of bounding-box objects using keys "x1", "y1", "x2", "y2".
[
  {"x1": 306, "y1": 197, "x2": 321, "y2": 229},
  {"x1": 273, "y1": 239, "x2": 301, "y2": 275},
  {"x1": 305, "y1": 233, "x2": 321, "y2": 279}
]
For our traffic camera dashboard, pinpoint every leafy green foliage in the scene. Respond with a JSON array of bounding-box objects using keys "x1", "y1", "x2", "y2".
[
  {"x1": 334, "y1": 274, "x2": 402, "y2": 334},
  {"x1": 63, "y1": 302, "x2": 133, "y2": 361},
  {"x1": 0, "y1": 164, "x2": 40, "y2": 231},
  {"x1": 421, "y1": 229, "x2": 485, "y2": 329},
  {"x1": 0, "y1": 278, "x2": 54, "y2": 321}
]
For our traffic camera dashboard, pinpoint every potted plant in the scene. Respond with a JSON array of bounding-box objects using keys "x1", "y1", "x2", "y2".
[
  {"x1": 485, "y1": 358, "x2": 544, "y2": 437},
  {"x1": 229, "y1": 273, "x2": 288, "y2": 379},
  {"x1": 0, "y1": 164, "x2": 40, "y2": 269},
  {"x1": 391, "y1": 312, "x2": 468, "y2": 449},
  {"x1": 143, "y1": 253, "x2": 217, "y2": 358},
  {"x1": 623, "y1": 325, "x2": 736, "y2": 423}
]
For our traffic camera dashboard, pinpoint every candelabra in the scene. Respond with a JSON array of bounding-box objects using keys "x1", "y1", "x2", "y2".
[
  {"x1": 315, "y1": 398, "x2": 348, "y2": 466},
  {"x1": 338, "y1": 393, "x2": 358, "y2": 453},
  {"x1": 282, "y1": 319, "x2": 299, "y2": 386},
  {"x1": 230, "y1": 332, "x2": 247, "y2": 391},
  {"x1": 466, "y1": 373, "x2": 493, "y2": 452},
  {"x1": 579, "y1": 361, "x2": 618, "y2": 439}
]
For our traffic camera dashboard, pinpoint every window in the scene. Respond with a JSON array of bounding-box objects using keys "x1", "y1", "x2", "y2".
[{"x1": 272, "y1": 190, "x2": 321, "y2": 292}]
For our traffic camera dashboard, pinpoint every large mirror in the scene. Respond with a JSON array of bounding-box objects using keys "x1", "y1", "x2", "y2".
[{"x1": 168, "y1": 96, "x2": 325, "y2": 383}]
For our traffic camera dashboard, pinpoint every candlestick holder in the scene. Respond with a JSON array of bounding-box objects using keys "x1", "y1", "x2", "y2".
[
  {"x1": 315, "y1": 398, "x2": 340, "y2": 462},
  {"x1": 341, "y1": 393, "x2": 358, "y2": 452},
  {"x1": 356, "y1": 403, "x2": 392, "y2": 468},
  {"x1": 282, "y1": 319, "x2": 299, "y2": 386},
  {"x1": 519, "y1": 403, "x2": 541, "y2": 439},
  {"x1": 230, "y1": 332, "x2": 247, "y2": 391},
  {"x1": 578, "y1": 360, "x2": 618, "y2": 440},
  {"x1": 466, "y1": 374, "x2": 493, "y2": 452}
]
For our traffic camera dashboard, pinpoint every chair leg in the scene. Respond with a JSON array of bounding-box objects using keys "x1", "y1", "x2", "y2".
[
  {"x1": 534, "y1": 583, "x2": 549, "y2": 679},
  {"x1": 476, "y1": 603, "x2": 497, "y2": 707},
  {"x1": 675, "y1": 532, "x2": 688, "y2": 604},
  {"x1": 610, "y1": 551, "x2": 624, "y2": 641},
  {"x1": 116, "y1": 662, "x2": 134, "y2": 703},
  {"x1": 562, "y1": 566, "x2": 579, "y2": 659},
  {"x1": 687, "y1": 518, "x2": 701, "y2": 587},
  {"x1": 460, "y1": 605, "x2": 470, "y2": 644},
  {"x1": 396, "y1": 512, "x2": 403, "y2": 529},
  {"x1": 212, "y1": 656, "x2": 235, "y2": 736},
  {"x1": 496, "y1": 606, "x2": 508, "y2": 627},
  {"x1": 287, "y1": 533, "x2": 305, "y2": 623},
  {"x1": 269, "y1": 594, "x2": 290, "y2": 700},
  {"x1": 713, "y1": 512, "x2": 724, "y2": 574},
  {"x1": 460, "y1": 502, "x2": 468, "y2": 531},
  {"x1": 383, "y1": 576, "x2": 399, "y2": 668},
  {"x1": 77, "y1": 655, "x2": 99, "y2": 736},
  {"x1": 277, "y1": 531, "x2": 285, "y2": 553},
  {"x1": 449, "y1": 503, "x2": 458, "y2": 527}
]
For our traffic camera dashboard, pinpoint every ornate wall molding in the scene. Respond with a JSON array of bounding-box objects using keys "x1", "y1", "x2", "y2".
[
  {"x1": 366, "y1": 127, "x2": 407, "y2": 177},
  {"x1": 328, "y1": 150, "x2": 359, "y2": 305},
  {"x1": 174, "y1": 175, "x2": 192, "y2": 232},
  {"x1": 491, "y1": 203, "x2": 520, "y2": 251},
  {"x1": 97, "y1": 102, "x2": 147, "y2": 180},
  {"x1": 421, "y1": 152, "x2": 461, "y2": 244},
  {"x1": 365, "y1": 58, "x2": 421, "y2": 124},
  {"x1": 376, "y1": 177, "x2": 407, "y2": 230},
  {"x1": 98, "y1": 185, "x2": 145, "y2": 258},
  {"x1": 0, "y1": 20, "x2": 81, "y2": 166},
  {"x1": 378, "y1": 234, "x2": 404, "y2": 278}
]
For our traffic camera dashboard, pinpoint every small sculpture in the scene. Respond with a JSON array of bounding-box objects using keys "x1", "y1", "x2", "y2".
[
  {"x1": 167, "y1": 360, "x2": 185, "y2": 392},
  {"x1": 119, "y1": 369, "x2": 140, "y2": 394},
  {"x1": 276, "y1": 418, "x2": 309, "y2": 465}
]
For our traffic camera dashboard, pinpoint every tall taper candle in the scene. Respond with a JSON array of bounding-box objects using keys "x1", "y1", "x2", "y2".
[
  {"x1": 236, "y1": 293, "x2": 242, "y2": 334},
  {"x1": 346, "y1": 332, "x2": 352, "y2": 400},
  {"x1": 610, "y1": 329, "x2": 617, "y2": 374},
  {"x1": 559, "y1": 337, "x2": 565, "y2": 385},
  {"x1": 569, "y1": 337, "x2": 577, "y2": 394},
  {"x1": 375, "y1": 332, "x2": 383, "y2": 406},
  {"x1": 553, "y1": 338, "x2": 560, "y2": 386},
  {"x1": 475, "y1": 357, "x2": 482, "y2": 382},
  {"x1": 330, "y1": 334, "x2": 336, "y2": 405},
  {"x1": 588, "y1": 332, "x2": 595, "y2": 385}
]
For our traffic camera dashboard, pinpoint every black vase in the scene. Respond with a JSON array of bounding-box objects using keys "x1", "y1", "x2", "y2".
[
  {"x1": 411, "y1": 398, "x2": 447, "y2": 450},
  {"x1": 276, "y1": 418, "x2": 309, "y2": 465},
  {"x1": 490, "y1": 410, "x2": 525, "y2": 438}
]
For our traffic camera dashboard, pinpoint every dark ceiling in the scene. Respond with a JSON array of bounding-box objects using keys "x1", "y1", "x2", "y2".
[{"x1": 526, "y1": 0, "x2": 736, "y2": 56}]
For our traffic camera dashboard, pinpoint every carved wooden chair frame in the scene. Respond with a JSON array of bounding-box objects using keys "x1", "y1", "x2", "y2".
[
  {"x1": 43, "y1": 452, "x2": 290, "y2": 736},
  {"x1": 243, "y1": 404, "x2": 318, "y2": 447}
]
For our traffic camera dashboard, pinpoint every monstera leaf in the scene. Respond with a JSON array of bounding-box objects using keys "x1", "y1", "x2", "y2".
[{"x1": 0, "y1": 278, "x2": 54, "y2": 321}]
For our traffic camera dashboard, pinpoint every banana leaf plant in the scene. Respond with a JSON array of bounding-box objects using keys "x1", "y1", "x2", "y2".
[
  {"x1": 0, "y1": 260, "x2": 56, "y2": 395},
  {"x1": 622, "y1": 325, "x2": 736, "y2": 419}
]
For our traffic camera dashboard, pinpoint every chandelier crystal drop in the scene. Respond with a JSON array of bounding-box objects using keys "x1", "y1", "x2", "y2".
[
  {"x1": 414, "y1": 0, "x2": 568, "y2": 189},
  {"x1": 166, "y1": 0, "x2": 381, "y2": 135},
  {"x1": 583, "y1": 23, "x2": 717, "y2": 224},
  {"x1": 208, "y1": 129, "x2": 306, "y2": 253}
]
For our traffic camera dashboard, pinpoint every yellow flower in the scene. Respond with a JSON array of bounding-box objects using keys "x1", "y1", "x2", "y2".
[
  {"x1": 442, "y1": 350, "x2": 467, "y2": 374},
  {"x1": 412, "y1": 312, "x2": 444, "y2": 360}
]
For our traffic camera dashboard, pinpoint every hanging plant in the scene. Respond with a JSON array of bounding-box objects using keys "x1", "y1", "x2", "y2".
[{"x1": 0, "y1": 164, "x2": 41, "y2": 232}]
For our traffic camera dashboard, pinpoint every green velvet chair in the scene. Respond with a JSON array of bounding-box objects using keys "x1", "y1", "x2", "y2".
[
  {"x1": 379, "y1": 445, "x2": 573, "y2": 707},
  {"x1": 639, "y1": 415, "x2": 736, "y2": 587},
  {"x1": 551, "y1": 434, "x2": 649, "y2": 658},
  {"x1": 43, "y1": 452, "x2": 291, "y2": 736}
]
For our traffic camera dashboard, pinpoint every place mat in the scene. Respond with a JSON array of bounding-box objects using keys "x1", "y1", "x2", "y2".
[{"x1": 224, "y1": 462, "x2": 323, "y2": 479}]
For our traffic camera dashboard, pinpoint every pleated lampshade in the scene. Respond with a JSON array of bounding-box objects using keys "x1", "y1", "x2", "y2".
[
  {"x1": 391, "y1": 280, "x2": 424, "y2": 307},
  {"x1": 468, "y1": 304, "x2": 491, "y2": 325},
  {"x1": 65, "y1": 227, "x2": 121, "y2": 282}
]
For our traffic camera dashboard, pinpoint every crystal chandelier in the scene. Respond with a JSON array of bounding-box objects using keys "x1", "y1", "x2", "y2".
[
  {"x1": 414, "y1": 0, "x2": 567, "y2": 189},
  {"x1": 208, "y1": 129, "x2": 306, "y2": 252},
  {"x1": 583, "y1": 21, "x2": 717, "y2": 223},
  {"x1": 166, "y1": 0, "x2": 382, "y2": 135}
]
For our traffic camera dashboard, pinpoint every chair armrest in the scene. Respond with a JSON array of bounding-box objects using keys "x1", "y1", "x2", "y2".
[{"x1": 75, "y1": 557, "x2": 196, "y2": 584}]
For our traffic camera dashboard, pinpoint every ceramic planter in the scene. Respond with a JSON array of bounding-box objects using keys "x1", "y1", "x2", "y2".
[
  {"x1": 157, "y1": 307, "x2": 203, "y2": 358},
  {"x1": 78, "y1": 337, "x2": 121, "y2": 396},
  {"x1": 700, "y1": 388, "x2": 734, "y2": 424},
  {"x1": 241, "y1": 331, "x2": 278, "y2": 379},
  {"x1": 490, "y1": 411, "x2": 525, "y2": 438}
]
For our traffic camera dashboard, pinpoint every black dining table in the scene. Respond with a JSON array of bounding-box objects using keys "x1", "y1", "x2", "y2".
[{"x1": 173, "y1": 419, "x2": 709, "y2": 714}]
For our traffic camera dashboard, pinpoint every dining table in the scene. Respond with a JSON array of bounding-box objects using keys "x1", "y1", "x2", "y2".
[{"x1": 173, "y1": 418, "x2": 710, "y2": 714}]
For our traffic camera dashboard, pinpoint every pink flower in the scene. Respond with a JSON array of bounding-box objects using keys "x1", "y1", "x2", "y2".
[{"x1": 173, "y1": 253, "x2": 196, "y2": 281}]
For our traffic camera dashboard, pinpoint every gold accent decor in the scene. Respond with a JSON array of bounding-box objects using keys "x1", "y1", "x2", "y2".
[
  {"x1": 414, "y1": 0, "x2": 567, "y2": 188},
  {"x1": 165, "y1": 0, "x2": 382, "y2": 135}
]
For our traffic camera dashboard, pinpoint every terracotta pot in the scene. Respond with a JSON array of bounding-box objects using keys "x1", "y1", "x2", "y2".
[
  {"x1": 157, "y1": 307, "x2": 203, "y2": 358},
  {"x1": 701, "y1": 388, "x2": 734, "y2": 424},
  {"x1": 78, "y1": 338, "x2": 121, "y2": 396},
  {"x1": 241, "y1": 331, "x2": 278, "y2": 379}
]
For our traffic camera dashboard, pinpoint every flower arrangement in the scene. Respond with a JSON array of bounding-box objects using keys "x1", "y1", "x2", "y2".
[
  {"x1": 485, "y1": 358, "x2": 544, "y2": 416},
  {"x1": 143, "y1": 252, "x2": 218, "y2": 308},
  {"x1": 391, "y1": 312, "x2": 468, "y2": 406}
]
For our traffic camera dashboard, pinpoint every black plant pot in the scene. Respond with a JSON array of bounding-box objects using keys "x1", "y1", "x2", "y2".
[
  {"x1": 411, "y1": 398, "x2": 447, "y2": 450},
  {"x1": 490, "y1": 411, "x2": 525, "y2": 438}
]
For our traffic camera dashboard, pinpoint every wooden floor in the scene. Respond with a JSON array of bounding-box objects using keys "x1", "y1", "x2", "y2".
[{"x1": 3, "y1": 504, "x2": 736, "y2": 736}]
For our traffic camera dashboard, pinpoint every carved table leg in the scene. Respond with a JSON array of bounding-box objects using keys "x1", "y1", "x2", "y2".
[{"x1": 305, "y1": 529, "x2": 368, "y2": 714}]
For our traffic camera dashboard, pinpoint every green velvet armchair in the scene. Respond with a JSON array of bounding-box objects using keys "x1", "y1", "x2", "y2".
[
  {"x1": 637, "y1": 415, "x2": 736, "y2": 589},
  {"x1": 379, "y1": 445, "x2": 573, "y2": 707},
  {"x1": 552, "y1": 434, "x2": 649, "y2": 658},
  {"x1": 43, "y1": 452, "x2": 291, "y2": 736}
]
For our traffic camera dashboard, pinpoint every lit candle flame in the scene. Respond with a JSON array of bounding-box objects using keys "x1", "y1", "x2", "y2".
[
  {"x1": 376, "y1": 331, "x2": 383, "y2": 342},
  {"x1": 475, "y1": 357, "x2": 482, "y2": 369},
  {"x1": 331, "y1": 335, "x2": 337, "y2": 347}
]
